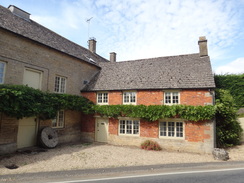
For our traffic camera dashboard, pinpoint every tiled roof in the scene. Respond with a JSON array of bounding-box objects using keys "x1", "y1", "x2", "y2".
[
  {"x1": 0, "y1": 5, "x2": 108, "y2": 65},
  {"x1": 83, "y1": 54, "x2": 216, "y2": 91}
]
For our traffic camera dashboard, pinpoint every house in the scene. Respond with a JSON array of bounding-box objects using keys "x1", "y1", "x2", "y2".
[
  {"x1": 0, "y1": 4, "x2": 216, "y2": 155},
  {"x1": 0, "y1": 5, "x2": 107, "y2": 154},
  {"x1": 80, "y1": 37, "x2": 216, "y2": 154}
]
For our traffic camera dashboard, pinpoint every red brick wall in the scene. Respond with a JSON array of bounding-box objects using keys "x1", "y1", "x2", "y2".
[
  {"x1": 80, "y1": 89, "x2": 213, "y2": 145},
  {"x1": 185, "y1": 121, "x2": 211, "y2": 142},
  {"x1": 81, "y1": 89, "x2": 213, "y2": 106},
  {"x1": 140, "y1": 119, "x2": 159, "y2": 138},
  {"x1": 137, "y1": 90, "x2": 163, "y2": 105},
  {"x1": 81, "y1": 92, "x2": 96, "y2": 103},
  {"x1": 109, "y1": 91, "x2": 123, "y2": 105},
  {"x1": 181, "y1": 89, "x2": 213, "y2": 106},
  {"x1": 109, "y1": 118, "x2": 118, "y2": 135}
]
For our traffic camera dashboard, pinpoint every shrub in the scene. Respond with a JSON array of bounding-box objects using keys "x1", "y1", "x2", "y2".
[
  {"x1": 141, "y1": 140, "x2": 162, "y2": 151},
  {"x1": 215, "y1": 74, "x2": 244, "y2": 109},
  {"x1": 215, "y1": 89, "x2": 243, "y2": 147}
]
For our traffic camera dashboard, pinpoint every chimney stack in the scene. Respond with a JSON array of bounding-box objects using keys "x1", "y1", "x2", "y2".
[
  {"x1": 88, "y1": 38, "x2": 96, "y2": 53},
  {"x1": 198, "y1": 36, "x2": 208, "y2": 57},
  {"x1": 110, "y1": 52, "x2": 116, "y2": 62},
  {"x1": 8, "y1": 5, "x2": 30, "y2": 20}
]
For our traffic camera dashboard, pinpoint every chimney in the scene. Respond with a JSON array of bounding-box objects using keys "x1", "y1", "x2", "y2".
[
  {"x1": 198, "y1": 36, "x2": 208, "y2": 57},
  {"x1": 8, "y1": 5, "x2": 30, "y2": 21},
  {"x1": 110, "y1": 52, "x2": 116, "y2": 62},
  {"x1": 88, "y1": 38, "x2": 96, "y2": 53}
]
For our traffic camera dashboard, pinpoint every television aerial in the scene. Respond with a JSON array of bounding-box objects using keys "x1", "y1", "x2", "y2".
[{"x1": 86, "y1": 17, "x2": 93, "y2": 39}]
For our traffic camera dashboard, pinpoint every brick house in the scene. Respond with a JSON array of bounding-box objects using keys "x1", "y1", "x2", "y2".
[
  {"x1": 0, "y1": 5, "x2": 107, "y2": 154},
  {"x1": 0, "y1": 4, "x2": 216, "y2": 155},
  {"x1": 80, "y1": 37, "x2": 216, "y2": 153}
]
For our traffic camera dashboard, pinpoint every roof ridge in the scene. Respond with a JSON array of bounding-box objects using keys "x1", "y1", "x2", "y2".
[{"x1": 101, "y1": 53, "x2": 200, "y2": 64}]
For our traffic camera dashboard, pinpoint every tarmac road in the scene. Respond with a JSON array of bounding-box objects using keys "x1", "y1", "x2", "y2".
[{"x1": 1, "y1": 161, "x2": 244, "y2": 183}]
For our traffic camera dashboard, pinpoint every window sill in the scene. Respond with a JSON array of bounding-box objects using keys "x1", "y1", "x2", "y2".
[
  {"x1": 119, "y1": 133, "x2": 140, "y2": 137},
  {"x1": 159, "y1": 136, "x2": 185, "y2": 140}
]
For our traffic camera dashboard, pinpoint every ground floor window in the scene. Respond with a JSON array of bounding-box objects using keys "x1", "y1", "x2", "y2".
[
  {"x1": 159, "y1": 121, "x2": 184, "y2": 138},
  {"x1": 119, "y1": 119, "x2": 140, "y2": 135},
  {"x1": 52, "y1": 110, "x2": 64, "y2": 128}
]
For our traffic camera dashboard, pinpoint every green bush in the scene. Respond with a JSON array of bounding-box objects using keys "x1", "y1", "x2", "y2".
[
  {"x1": 215, "y1": 74, "x2": 244, "y2": 108},
  {"x1": 141, "y1": 140, "x2": 162, "y2": 151},
  {"x1": 215, "y1": 89, "x2": 243, "y2": 147}
]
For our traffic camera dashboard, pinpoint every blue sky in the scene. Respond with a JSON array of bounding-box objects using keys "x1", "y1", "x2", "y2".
[{"x1": 1, "y1": 0, "x2": 244, "y2": 74}]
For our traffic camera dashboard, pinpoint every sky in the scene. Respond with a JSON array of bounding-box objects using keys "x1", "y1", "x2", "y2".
[{"x1": 1, "y1": 0, "x2": 244, "y2": 74}]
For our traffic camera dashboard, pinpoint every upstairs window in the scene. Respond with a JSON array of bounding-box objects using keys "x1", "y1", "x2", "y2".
[
  {"x1": 164, "y1": 91, "x2": 179, "y2": 105},
  {"x1": 54, "y1": 76, "x2": 66, "y2": 93},
  {"x1": 52, "y1": 110, "x2": 64, "y2": 128},
  {"x1": 123, "y1": 91, "x2": 136, "y2": 104},
  {"x1": 97, "y1": 92, "x2": 108, "y2": 104},
  {"x1": 0, "y1": 61, "x2": 6, "y2": 84}
]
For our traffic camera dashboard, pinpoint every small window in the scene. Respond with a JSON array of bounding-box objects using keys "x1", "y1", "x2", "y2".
[
  {"x1": 97, "y1": 92, "x2": 108, "y2": 104},
  {"x1": 123, "y1": 91, "x2": 136, "y2": 104},
  {"x1": 52, "y1": 110, "x2": 64, "y2": 128},
  {"x1": 54, "y1": 76, "x2": 66, "y2": 93},
  {"x1": 159, "y1": 121, "x2": 184, "y2": 138},
  {"x1": 164, "y1": 91, "x2": 179, "y2": 105},
  {"x1": 0, "y1": 61, "x2": 6, "y2": 84},
  {"x1": 119, "y1": 119, "x2": 140, "y2": 135}
]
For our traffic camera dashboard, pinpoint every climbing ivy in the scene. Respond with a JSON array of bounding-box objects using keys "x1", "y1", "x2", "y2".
[
  {"x1": 0, "y1": 85, "x2": 94, "y2": 119},
  {"x1": 0, "y1": 85, "x2": 216, "y2": 122},
  {"x1": 93, "y1": 104, "x2": 216, "y2": 122}
]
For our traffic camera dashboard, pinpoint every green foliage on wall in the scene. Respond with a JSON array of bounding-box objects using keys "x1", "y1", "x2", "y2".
[
  {"x1": 215, "y1": 89, "x2": 243, "y2": 147},
  {"x1": 0, "y1": 85, "x2": 93, "y2": 119},
  {"x1": 215, "y1": 74, "x2": 244, "y2": 108},
  {"x1": 93, "y1": 104, "x2": 216, "y2": 122}
]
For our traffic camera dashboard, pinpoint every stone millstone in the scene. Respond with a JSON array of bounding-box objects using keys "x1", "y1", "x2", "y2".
[
  {"x1": 39, "y1": 127, "x2": 58, "y2": 148},
  {"x1": 212, "y1": 148, "x2": 229, "y2": 161}
]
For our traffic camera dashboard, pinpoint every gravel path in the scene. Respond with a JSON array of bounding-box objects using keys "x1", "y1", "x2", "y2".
[{"x1": 1, "y1": 143, "x2": 244, "y2": 175}]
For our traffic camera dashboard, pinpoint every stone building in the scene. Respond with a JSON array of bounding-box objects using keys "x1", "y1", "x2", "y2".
[{"x1": 0, "y1": 5, "x2": 106, "y2": 154}]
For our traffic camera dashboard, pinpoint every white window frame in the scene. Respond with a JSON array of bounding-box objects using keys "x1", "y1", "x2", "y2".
[
  {"x1": 97, "y1": 92, "x2": 108, "y2": 105},
  {"x1": 0, "y1": 61, "x2": 6, "y2": 84},
  {"x1": 119, "y1": 118, "x2": 140, "y2": 136},
  {"x1": 52, "y1": 110, "x2": 65, "y2": 128},
  {"x1": 159, "y1": 119, "x2": 184, "y2": 139},
  {"x1": 164, "y1": 91, "x2": 180, "y2": 105},
  {"x1": 54, "y1": 75, "x2": 66, "y2": 93},
  {"x1": 123, "y1": 91, "x2": 136, "y2": 105}
]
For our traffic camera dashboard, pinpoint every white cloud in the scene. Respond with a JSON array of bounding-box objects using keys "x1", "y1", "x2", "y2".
[
  {"x1": 215, "y1": 58, "x2": 244, "y2": 74},
  {"x1": 28, "y1": 0, "x2": 244, "y2": 63},
  {"x1": 74, "y1": 0, "x2": 243, "y2": 61}
]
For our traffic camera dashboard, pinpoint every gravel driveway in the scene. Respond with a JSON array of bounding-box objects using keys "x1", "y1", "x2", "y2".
[{"x1": 1, "y1": 142, "x2": 244, "y2": 175}]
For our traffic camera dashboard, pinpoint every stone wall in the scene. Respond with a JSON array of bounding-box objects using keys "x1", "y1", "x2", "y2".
[
  {"x1": 238, "y1": 117, "x2": 244, "y2": 143},
  {"x1": 0, "y1": 29, "x2": 100, "y2": 154},
  {"x1": 0, "y1": 113, "x2": 18, "y2": 155}
]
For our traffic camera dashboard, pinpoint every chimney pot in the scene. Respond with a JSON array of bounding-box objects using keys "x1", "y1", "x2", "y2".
[
  {"x1": 198, "y1": 36, "x2": 208, "y2": 57},
  {"x1": 8, "y1": 5, "x2": 30, "y2": 20},
  {"x1": 110, "y1": 52, "x2": 116, "y2": 62},
  {"x1": 88, "y1": 38, "x2": 96, "y2": 53}
]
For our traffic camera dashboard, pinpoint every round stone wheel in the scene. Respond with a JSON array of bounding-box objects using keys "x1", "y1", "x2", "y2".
[{"x1": 39, "y1": 127, "x2": 58, "y2": 148}]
